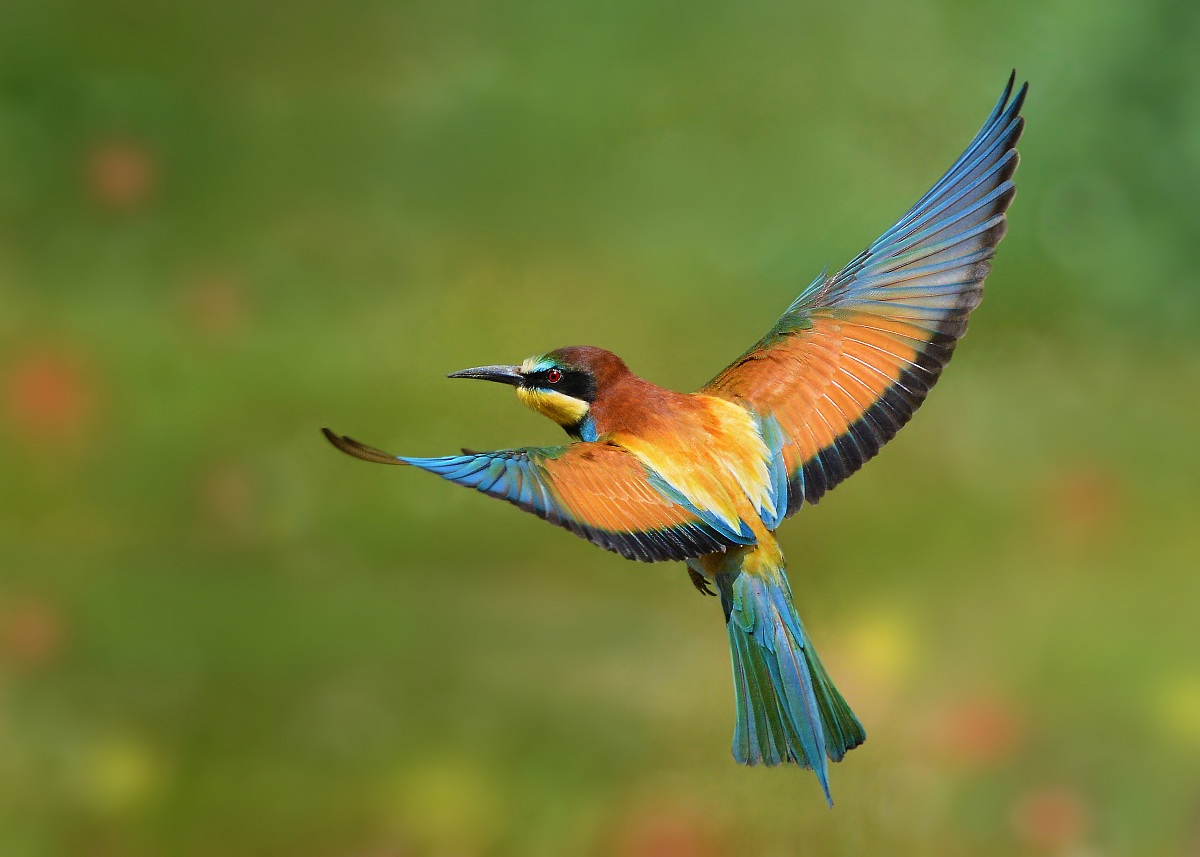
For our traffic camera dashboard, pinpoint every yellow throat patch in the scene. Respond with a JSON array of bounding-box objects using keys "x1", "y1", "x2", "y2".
[{"x1": 516, "y1": 386, "x2": 590, "y2": 427}]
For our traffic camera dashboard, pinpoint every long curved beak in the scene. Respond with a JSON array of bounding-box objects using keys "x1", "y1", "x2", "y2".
[{"x1": 447, "y1": 364, "x2": 523, "y2": 386}]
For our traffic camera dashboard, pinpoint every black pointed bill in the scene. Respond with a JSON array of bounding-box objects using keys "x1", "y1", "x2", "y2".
[{"x1": 447, "y1": 364, "x2": 524, "y2": 386}]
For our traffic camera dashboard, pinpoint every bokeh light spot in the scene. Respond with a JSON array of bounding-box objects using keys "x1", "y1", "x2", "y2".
[
  {"x1": 80, "y1": 737, "x2": 162, "y2": 815},
  {"x1": 844, "y1": 609, "x2": 918, "y2": 686},
  {"x1": 1042, "y1": 466, "x2": 1125, "y2": 550},
  {"x1": 926, "y1": 693, "x2": 1025, "y2": 768},
  {"x1": 0, "y1": 596, "x2": 66, "y2": 669},
  {"x1": 180, "y1": 274, "x2": 252, "y2": 342},
  {"x1": 1155, "y1": 672, "x2": 1200, "y2": 749},
  {"x1": 1010, "y1": 785, "x2": 1091, "y2": 852},
  {"x1": 3, "y1": 348, "x2": 96, "y2": 443},
  {"x1": 199, "y1": 462, "x2": 259, "y2": 539},
  {"x1": 613, "y1": 802, "x2": 721, "y2": 857},
  {"x1": 85, "y1": 138, "x2": 159, "y2": 212},
  {"x1": 385, "y1": 758, "x2": 505, "y2": 855}
]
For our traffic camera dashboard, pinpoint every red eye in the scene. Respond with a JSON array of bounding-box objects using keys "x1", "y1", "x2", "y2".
[{"x1": 546, "y1": 369, "x2": 562, "y2": 384}]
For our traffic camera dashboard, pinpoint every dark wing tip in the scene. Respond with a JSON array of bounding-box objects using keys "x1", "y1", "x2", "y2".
[
  {"x1": 321, "y1": 427, "x2": 406, "y2": 465},
  {"x1": 1011, "y1": 77, "x2": 1029, "y2": 113},
  {"x1": 1000, "y1": 69, "x2": 1016, "y2": 105}
]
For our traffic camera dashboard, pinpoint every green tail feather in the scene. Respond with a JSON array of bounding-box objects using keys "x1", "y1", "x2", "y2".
[
  {"x1": 802, "y1": 627, "x2": 866, "y2": 764},
  {"x1": 718, "y1": 569, "x2": 865, "y2": 805}
]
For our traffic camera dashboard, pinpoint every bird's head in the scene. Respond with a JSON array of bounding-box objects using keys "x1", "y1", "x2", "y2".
[{"x1": 448, "y1": 346, "x2": 628, "y2": 439}]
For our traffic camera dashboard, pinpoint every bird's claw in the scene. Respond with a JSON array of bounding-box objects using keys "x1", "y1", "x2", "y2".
[{"x1": 688, "y1": 567, "x2": 716, "y2": 597}]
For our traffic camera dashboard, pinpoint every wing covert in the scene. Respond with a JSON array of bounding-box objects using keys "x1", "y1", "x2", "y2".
[
  {"x1": 705, "y1": 74, "x2": 1026, "y2": 516},
  {"x1": 322, "y1": 429, "x2": 755, "y2": 562}
]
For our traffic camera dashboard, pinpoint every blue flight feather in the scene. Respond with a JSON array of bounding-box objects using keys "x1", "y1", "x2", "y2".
[{"x1": 755, "y1": 413, "x2": 789, "y2": 531}]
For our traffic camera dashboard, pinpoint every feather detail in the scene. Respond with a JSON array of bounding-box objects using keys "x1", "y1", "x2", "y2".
[
  {"x1": 322, "y1": 429, "x2": 755, "y2": 562},
  {"x1": 704, "y1": 74, "x2": 1026, "y2": 516},
  {"x1": 610, "y1": 395, "x2": 781, "y2": 536},
  {"x1": 711, "y1": 546, "x2": 865, "y2": 806}
]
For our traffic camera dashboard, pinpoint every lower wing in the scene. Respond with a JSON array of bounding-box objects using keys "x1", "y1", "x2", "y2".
[{"x1": 323, "y1": 428, "x2": 756, "y2": 562}]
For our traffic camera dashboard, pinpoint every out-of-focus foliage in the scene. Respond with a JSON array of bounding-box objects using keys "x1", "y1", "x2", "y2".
[{"x1": 2, "y1": 0, "x2": 1198, "y2": 854}]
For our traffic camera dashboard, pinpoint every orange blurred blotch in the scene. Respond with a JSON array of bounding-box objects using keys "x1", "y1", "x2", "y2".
[
  {"x1": 199, "y1": 462, "x2": 258, "y2": 537},
  {"x1": 3, "y1": 349, "x2": 96, "y2": 443},
  {"x1": 0, "y1": 596, "x2": 66, "y2": 669},
  {"x1": 1043, "y1": 466, "x2": 1125, "y2": 549},
  {"x1": 85, "y1": 138, "x2": 159, "y2": 212},
  {"x1": 927, "y1": 693, "x2": 1025, "y2": 768},
  {"x1": 1010, "y1": 786, "x2": 1091, "y2": 852},
  {"x1": 180, "y1": 274, "x2": 251, "y2": 342},
  {"x1": 614, "y1": 805, "x2": 722, "y2": 857}
]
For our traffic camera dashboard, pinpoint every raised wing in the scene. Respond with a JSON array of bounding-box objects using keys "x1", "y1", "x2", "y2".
[
  {"x1": 322, "y1": 428, "x2": 755, "y2": 562},
  {"x1": 705, "y1": 74, "x2": 1026, "y2": 516}
]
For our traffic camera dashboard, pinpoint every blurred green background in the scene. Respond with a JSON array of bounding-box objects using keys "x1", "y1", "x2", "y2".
[{"x1": 2, "y1": 0, "x2": 1199, "y2": 854}]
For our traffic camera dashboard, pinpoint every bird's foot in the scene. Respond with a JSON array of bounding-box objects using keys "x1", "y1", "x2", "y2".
[{"x1": 688, "y1": 567, "x2": 716, "y2": 597}]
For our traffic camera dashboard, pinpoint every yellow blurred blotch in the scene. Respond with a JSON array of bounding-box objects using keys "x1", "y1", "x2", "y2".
[
  {"x1": 78, "y1": 737, "x2": 163, "y2": 815},
  {"x1": 844, "y1": 609, "x2": 920, "y2": 687},
  {"x1": 383, "y1": 757, "x2": 507, "y2": 853},
  {"x1": 1155, "y1": 672, "x2": 1200, "y2": 749}
]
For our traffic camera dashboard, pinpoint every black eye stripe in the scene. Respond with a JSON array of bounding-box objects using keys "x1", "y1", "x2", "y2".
[{"x1": 524, "y1": 368, "x2": 597, "y2": 403}]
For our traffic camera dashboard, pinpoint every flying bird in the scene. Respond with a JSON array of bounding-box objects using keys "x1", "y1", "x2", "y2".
[{"x1": 324, "y1": 74, "x2": 1026, "y2": 804}]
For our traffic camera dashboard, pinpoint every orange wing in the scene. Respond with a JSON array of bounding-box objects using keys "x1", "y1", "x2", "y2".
[
  {"x1": 323, "y1": 429, "x2": 755, "y2": 562},
  {"x1": 705, "y1": 75, "x2": 1026, "y2": 516}
]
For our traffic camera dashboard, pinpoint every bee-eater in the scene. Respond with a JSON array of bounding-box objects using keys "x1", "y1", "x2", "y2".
[{"x1": 324, "y1": 74, "x2": 1026, "y2": 804}]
